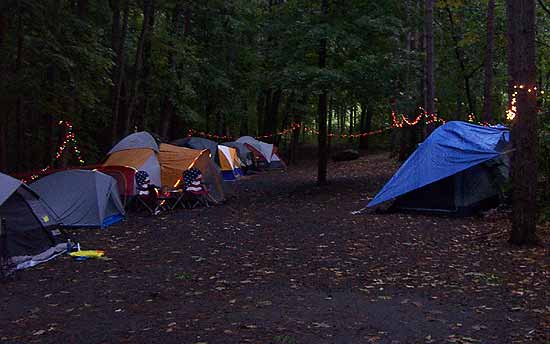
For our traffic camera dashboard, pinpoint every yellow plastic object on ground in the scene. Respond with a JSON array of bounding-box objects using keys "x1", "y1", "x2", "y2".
[{"x1": 69, "y1": 250, "x2": 105, "y2": 259}]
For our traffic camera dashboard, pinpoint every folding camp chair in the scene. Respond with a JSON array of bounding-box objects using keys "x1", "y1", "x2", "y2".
[
  {"x1": 134, "y1": 171, "x2": 167, "y2": 215},
  {"x1": 181, "y1": 168, "x2": 211, "y2": 208}
]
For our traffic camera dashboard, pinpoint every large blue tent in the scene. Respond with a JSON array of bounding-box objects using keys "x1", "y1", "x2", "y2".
[{"x1": 368, "y1": 121, "x2": 510, "y2": 212}]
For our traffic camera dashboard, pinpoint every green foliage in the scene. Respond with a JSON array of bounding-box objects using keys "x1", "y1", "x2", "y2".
[{"x1": 0, "y1": 0, "x2": 548, "y2": 174}]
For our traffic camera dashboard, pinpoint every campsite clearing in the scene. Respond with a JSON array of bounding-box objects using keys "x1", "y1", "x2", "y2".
[{"x1": 0, "y1": 154, "x2": 548, "y2": 343}]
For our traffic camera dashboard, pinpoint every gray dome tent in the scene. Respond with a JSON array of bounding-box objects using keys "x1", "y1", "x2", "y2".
[
  {"x1": 0, "y1": 172, "x2": 65, "y2": 270},
  {"x1": 109, "y1": 131, "x2": 160, "y2": 154},
  {"x1": 172, "y1": 137, "x2": 219, "y2": 162},
  {"x1": 31, "y1": 170, "x2": 125, "y2": 228}
]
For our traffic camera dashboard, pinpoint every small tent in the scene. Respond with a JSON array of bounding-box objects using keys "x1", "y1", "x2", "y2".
[
  {"x1": 0, "y1": 173, "x2": 65, "y2": 270},
  {"x1": 222, "y1": 141, "x2": 254, "y2": 167},
  {"x1": 236, "y1": 136, "x2": 286, "y2": 169},
  {"x1": 104, "y1": 132, "x2": 162, "y2": 187},
  {"x1": 368, "y1": 121, "x2": 510, "y2": 214},
  {"x1": 217, "y1": 145, "x2": 244, "y2": 181},
  {"x1": 31, "y1": 170, "x2": 125, "y2": 228}
]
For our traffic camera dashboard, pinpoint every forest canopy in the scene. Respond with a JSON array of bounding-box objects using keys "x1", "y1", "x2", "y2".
[{"x1": 0, "y1": 0, "x2": 548, "y2": 174}]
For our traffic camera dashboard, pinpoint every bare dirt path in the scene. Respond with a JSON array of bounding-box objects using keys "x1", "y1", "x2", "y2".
[{"x1": 1, "y1": 154, "x2": 548, "y2": 343}]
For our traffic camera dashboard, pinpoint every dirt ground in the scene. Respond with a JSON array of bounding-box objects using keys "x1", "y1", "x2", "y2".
[{"x1": 1, "y1": 154, "x2": 548, "y2": 344}]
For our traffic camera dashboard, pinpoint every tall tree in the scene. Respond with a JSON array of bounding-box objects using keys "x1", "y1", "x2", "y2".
[
  {"x1": 317, "y1": 0, "x2": 328, "y2": 185},
  {"x1": 507, "y1": 0, "x2": 539, "y2": 245},
  {"x1": 110, "y1": 0, "x2": 130, "y2": 144},
  {"x1": 0, "y1": 13, "x2": 7, "y2": 172},
  {"x1": 424, "y1": 0, "x2": 435, "y2": 134},
  {"x1": 482, "y1": 0, "x2": 496, "y2": 123},
  {"x1": 124, "y1": 0, "x2": 154, "y2": 136}
]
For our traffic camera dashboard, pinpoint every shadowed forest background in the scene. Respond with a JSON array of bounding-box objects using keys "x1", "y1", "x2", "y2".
[{"x1": 0, "y1": 0, "x2": 548, "y2": 190}]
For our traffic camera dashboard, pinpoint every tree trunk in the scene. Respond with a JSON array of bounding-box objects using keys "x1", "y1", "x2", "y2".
[
  {"x1": 124, "y1": 0, "x2": 153, "y2": 137},
  {"x1": 140, "y1": 2, "x2": 155, "y2": 130},
  {"x1": 348, "y1": 105, "x2": 355, "y2": 143},
  {"x1": 267, "y1": 88, "x2": 282, "y2": 142},
  {"x1": 0, "y1": 14, "x2": 7, "y2": 172},
  {"x1": 317, "y1": 0, "x2": 328, "y2": 185},
  {"x1": 15, "y1": 10, "x2": 24, "y2": 172},
  {"x1": 425, "y1": 0, "x2": 435, "y2": 134},
  {"x1": 445, "y1": 4, "x2": 475, "y2": 117},
  {"x1": 262, "y1": 89, "x2": 272, "y2": 135},
  {"x1": 359, "y1": 103, "x2": 366, "y2": 150},
  {"x1": 327, "y1": 99, "x2": 333, "y2": 154},
  {"x1": 359, "y1": 103, "x2": 373, "y2": 151},
  {"x1": 507, "y1": 0, "x2": 539, "y2": 245},
  {"x1": 482, "y1": 0, "x2": 496, "y2": 123},
  {"x1": 160, "y1": 95, "x2": 174, "y2": 139},
  {"x1": 110, "y1": 0, "x2": 129, "y2": 144}
]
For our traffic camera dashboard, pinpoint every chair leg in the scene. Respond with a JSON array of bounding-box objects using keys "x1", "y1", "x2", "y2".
[{"x1": 136, "y1": 197, "x2": 156, "y2": 215}]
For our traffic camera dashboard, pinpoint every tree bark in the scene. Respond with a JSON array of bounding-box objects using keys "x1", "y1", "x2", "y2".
[
  {"x1": 348, "y1": 104, "x2": 356, "y2": 143},
  {"x1": 359, "y1": 103, "x2": 366, "y2": 150},
  {"x1": 482, "y1": 0, "x2": 496, "y2": 123},
  {"x1": 124, "y1": 0, "x2": 154, "y2": 137},
  {"x1": 359, "y1": 103, "x2": 372, "y2": 151},
  {"x1": 15, "y1": 10, "x2": 24, "y2": 172},
  {"x1": 110, "y1": 0, "x2": 129, "y2": 144},
  {"x1": 507, "y1": 0, "x2": 539, "y2": 245},
  {"x1": 445, "y1": 3, "x2": 475, "y2": 117},
  {"x1": 140, "y1": 1, "x2": 155, "y2": 130},
  {"x1": 425, "y1": 0, "x2": 435, "y2": 129},
  {"x1": 317, "y1": 0, "x2": 328, "y2": 185},
  {"x1": 0, "y1": 14, "x2": 7, "y2": 172}
]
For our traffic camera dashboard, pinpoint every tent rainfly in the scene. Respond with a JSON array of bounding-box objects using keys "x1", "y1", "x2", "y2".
[{"x1": 368, "y1": 121, "x2": 510, "y2": 214}]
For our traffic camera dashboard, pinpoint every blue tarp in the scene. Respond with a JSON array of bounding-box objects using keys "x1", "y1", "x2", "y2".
[{"x1": 368, "y1": 121, "x2": 510, "y2": 208}]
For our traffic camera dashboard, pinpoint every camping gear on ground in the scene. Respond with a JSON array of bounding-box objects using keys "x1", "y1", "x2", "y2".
[
  {"x1": 0, "y1": 172, "x2": 65, "y2": 270},
  {"x1": 104, "y1": 132, "x2": 225, "y2": 203},
  {"x1": 31, "y1": 170, "x2": 125, "y2": 228},
  {"x1": 217, "y1": 145, "x2": 244, "y2": 181},
  {"x1": 69, "y1": 250, "x2": 105, "y2": 260},
  {"x1": 236, "y1": 136, "x2": 286, "y2": 169},
  {"x1": 368, "y1": 121, "x2": 510, "y2": 214},
  {"x1": 221, "y1": 141, "x2": 254, "y2": 167},
  {"x1": 171, "y1": 137, "x2": 219, "y2": 162}
]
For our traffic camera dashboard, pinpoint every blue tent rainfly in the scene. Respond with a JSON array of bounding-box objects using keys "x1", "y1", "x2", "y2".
[{"x1": 368, "y1": 121, "x2": 510, "y2": 208}]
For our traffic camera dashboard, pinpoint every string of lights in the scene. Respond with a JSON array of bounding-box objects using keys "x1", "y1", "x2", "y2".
[
  {"x1": 180, "y1": 83, "x2": 548, "y2": 144},
  {"x1": 24, "y1": 120, "x2": 85, "y2": 183},
  {"x1": 506, "y1": 84, "x2": 545, "y2": 121}
]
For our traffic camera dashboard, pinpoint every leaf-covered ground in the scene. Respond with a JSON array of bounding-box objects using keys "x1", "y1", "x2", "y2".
[{"x1": 1, "y1": 154, "x2": 548, "y2": 344}]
